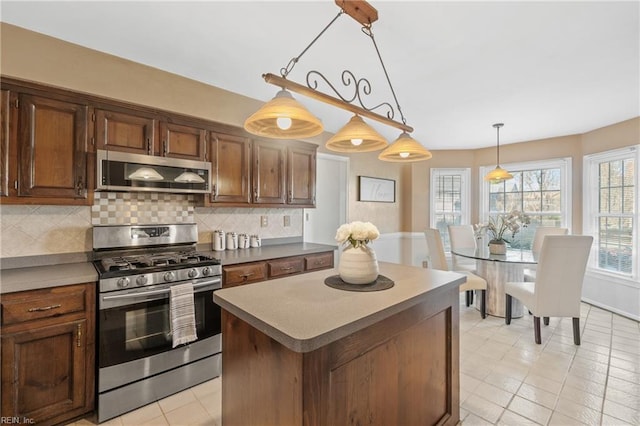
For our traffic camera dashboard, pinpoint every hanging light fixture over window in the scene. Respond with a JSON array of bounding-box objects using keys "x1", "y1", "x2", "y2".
[
  {"x1": 484, "y1": 123, "x2": 513, "y2": 184},
  {"x1": 243, "y1": 0, "x2": 432, "y2": 162}
]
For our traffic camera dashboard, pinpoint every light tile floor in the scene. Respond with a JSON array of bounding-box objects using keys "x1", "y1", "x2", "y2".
[{"x1": 72, "y1": 298, "x2": 639, "y2": 426}]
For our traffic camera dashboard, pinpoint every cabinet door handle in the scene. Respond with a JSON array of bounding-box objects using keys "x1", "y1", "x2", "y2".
[
  {"x1": 76, "y1": 323, "x2": 82, "y2": 347},
  {"x1": 253, "y1": 187, "x2": 258, "y2": 200},
  {"x1": 28, "y1": 304, "x2": 61, "y2": 312},
  {"x1": 240, "y1": 272, "x2": 254, "y2": 281},
  {"x1": 314, "y1": 260, "x2": 325, "y2": 266},
  {"x1": 147, "y1": 138, "x2": 152, "y2": 155},
  {"x1": 212, "y1": 184, "x2": 217, "y2": 197},
  {"x1": 281, "y1": 266, "x2": 294, "y2": 271},
  {"x1": 76, "y1": 177, "x2": 84, "y2": 196},
  {"x1": 288, "y1": 189, "x2": 293, "y2": 203},
  {"x1": 163, "y1": 140, "x2": 168, "y2": 156}
]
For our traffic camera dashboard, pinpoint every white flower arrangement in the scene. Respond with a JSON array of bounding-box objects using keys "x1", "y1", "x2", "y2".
[{"x1": 335, "y1": 221, "x2": 380, "y2": 249}]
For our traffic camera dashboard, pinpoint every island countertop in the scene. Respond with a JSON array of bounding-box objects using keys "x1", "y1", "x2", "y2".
[{"x1": 213, "y1": 262, "x2": 466, "y2": 353}]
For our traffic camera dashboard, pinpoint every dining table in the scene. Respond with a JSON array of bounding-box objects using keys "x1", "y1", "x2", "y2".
[{"x1": 451, "y1": 246, "x2": 538, "y2": 318}]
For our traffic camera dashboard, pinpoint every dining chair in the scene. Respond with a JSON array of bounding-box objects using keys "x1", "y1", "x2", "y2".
[
  {"x1": 524, "y1": 226, "x2": 569, "y2": 282},
  {"x1": 505, "y1": 235, "x2": 593, "y2": 344},
  {"x1": 447, "y1": 224, "x2": 478, "y2": 273},
  {"x1": 425, "y1": 228, "x2": 487, "y2": 318}
]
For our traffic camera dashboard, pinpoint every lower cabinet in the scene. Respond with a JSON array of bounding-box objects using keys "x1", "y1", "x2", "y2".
[
  {"x1": 222, "y1": 251, "x2": 334, "y2": 288},
  {"x1": 0, "y1": 283, "x2": 95, "y2": 426}
]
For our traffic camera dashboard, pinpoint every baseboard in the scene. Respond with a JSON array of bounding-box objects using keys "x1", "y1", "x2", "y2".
[{"x1": 582, "y1": 298, "x2": 640, "y2": 322}]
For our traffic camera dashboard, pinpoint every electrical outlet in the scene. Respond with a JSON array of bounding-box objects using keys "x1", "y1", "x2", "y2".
[
  {"x1": 284, "y1": 215, "x2": 291, "y2": 227},
  {"x1": 261, "y1": 216, "x2": 268, "y2": 227}
]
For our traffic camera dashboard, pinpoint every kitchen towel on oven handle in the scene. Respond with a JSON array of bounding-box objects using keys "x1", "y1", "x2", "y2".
[{"x1": 169, "y1": 283, "x2": 198, "y2": 348}]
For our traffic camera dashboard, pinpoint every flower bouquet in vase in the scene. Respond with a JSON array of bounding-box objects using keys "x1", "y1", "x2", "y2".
[
  {"x1": 474, "y1": 210, "x2": 530, "y2": 255},
  {"x1": 335, "y1": 221, "x2": 380, "y2": 284}
]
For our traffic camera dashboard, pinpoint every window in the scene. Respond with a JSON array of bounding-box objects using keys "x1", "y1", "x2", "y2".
[
  {"x1": 480, "y1": 158, "x2": 571, "y2": 250},
  {"x1": 584, "y1": 146, "x2": 638, "y2": 279},
  {"x1": 430, "y1": 168, "x2": 470, "y2": 251}
]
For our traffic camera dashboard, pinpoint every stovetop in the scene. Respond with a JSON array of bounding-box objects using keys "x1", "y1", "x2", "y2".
[{"x1": 94, "y1": 250, "x2": 221, "y2": 279}]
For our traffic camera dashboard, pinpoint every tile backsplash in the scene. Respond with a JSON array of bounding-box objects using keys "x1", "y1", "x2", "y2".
[{"x1": 0, "y1": 193, "x2": 303, "y2": 259}]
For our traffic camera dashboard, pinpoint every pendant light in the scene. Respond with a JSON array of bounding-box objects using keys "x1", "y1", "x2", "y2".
[
  {"x1": 244, "y1": 0, "x2": 432, "y2": 162},
  {"x1": 325, "y1": 115, "x2": 388, "y2": 152},
  {"x1": 244, "y1": 89, "x2": 323, "y2": 139},
  {"x1": 378, "y1": 132, "x2": 432, "y2": 162},
  {"x1": 484, "y1": 123, "x2": 513, "y2": 183},
  {"x1": 128, "y1": 167, "x2": 164, "y2": 181}
]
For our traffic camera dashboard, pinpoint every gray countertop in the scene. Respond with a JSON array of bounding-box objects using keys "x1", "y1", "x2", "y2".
[
  {"x1": 206, "y1": 242, "x2": 336, "y2": 266},
  {"x1": 1, "y1": 262, "x2": 99, "y2": 294},
  {"x1": 0, "y1": 242, "x2": 337, "y2": 294},
  {"x1": 213, "y1": 262, "x2": 466, "y2": 353}
]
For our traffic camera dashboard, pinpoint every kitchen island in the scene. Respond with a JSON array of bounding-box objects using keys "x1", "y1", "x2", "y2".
[{"x1": 213, "y1": 262, "x2": 465, "y2": 426}]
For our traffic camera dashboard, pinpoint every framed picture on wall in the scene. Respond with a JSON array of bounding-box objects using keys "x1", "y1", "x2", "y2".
[{"x1": 358, "y1": 176, "x2": 396, "y2": 203}]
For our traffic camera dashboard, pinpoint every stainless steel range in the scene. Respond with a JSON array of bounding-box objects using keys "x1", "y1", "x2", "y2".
[{"x1": 93, "y1": 223, "x2": 221, "y2": 422}]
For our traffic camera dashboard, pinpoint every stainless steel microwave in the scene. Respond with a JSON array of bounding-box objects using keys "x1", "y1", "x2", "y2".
[{"x1": 96, "y1": 150, "x2": 211, "y2": 194}]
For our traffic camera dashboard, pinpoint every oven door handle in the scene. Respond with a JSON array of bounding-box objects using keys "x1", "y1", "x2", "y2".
[{"x1": 101, "y1": 277, "x2": 221, "y2": 302}]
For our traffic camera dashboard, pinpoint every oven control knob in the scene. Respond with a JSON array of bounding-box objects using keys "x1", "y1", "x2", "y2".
[
  {"x1": 202, "y1": 267, "x2": 211, "y2": 277},
  {"x1": 188, "y1": 268, "x2": 198, "y2": 278},
  {"x1": 136, "y1": 275, "x2": 148, "y2": 286},
  {"x1": 117, "y1": 277, "x2": 130, "y2": 288},
  {"x1": 163, "y1": 272, "x2": 175, "y2": 282}
]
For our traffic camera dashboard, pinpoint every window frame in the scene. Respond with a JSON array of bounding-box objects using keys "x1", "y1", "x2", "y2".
[
  {"x1": 479, "y1": 157, "x2": 572, "y2": 247},
  {"x1": 430, "y1": 168, "x2": 471, "y2": 251},
  {"x1": 583, "y1": 146, "x2": 639, "y2": 281}
]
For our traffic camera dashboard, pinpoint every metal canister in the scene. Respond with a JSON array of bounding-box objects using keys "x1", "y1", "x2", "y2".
[
  {"x1": 238, "y1": 233, "x2": 249, "y2": 249},
  {"x1": 250, "y1": 235, "x2": 261, "y2": 248},
  {"x1": 213, "y1": 230, "x2": 226, "y2": 251},
  {"x1": 226, "y1": 232, "x2": 238, "y2": 250}
]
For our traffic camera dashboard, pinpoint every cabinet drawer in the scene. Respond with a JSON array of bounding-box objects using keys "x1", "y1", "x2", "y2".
[
  {"x1": 305, "y1": 252, "x2": 334, "y2": 271},
  {"x1": 268, "y1": 257, "x2": 304, "y2": 278},
  {"x1": 223, "y1": 262, "x2": 267, "y2": 288},
  {"x1": 1, "y1": 284, "x2": 88, "y2": 326}
]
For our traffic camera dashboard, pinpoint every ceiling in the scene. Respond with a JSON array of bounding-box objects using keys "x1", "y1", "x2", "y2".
[{"x1": 2, "y1": 1, "x2": 638, "y2": 149}]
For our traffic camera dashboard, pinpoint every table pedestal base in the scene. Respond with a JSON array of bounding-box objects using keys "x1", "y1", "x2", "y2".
[{"x1": 476, "y1": 261, "x2": 524, "y2": 318}]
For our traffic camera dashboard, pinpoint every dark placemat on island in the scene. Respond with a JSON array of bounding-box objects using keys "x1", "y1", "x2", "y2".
[{"x1": 324, "y1": 275, "x2": 394, "y2": 292}]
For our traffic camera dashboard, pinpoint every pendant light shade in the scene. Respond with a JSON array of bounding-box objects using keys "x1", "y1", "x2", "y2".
[
  {"x1": 325, "y1": 115, "x2": 388, "y2": 152},
  {"x1": 378, "y1": 132, "x2": 432, "y2": 162},
  {"x1": 175, "y1": 171, "x2": 205, "y2": 183},
  {"x1": 484, "y1": 166, "x2": 513, "y2": 184},
  {"x1": 128, "y1": 167, "x2": 164, "y2": 181},
  {"x1": 484, "y1": 123, "x2": 513, "y2": 183},
  {"x1": 244, "y1": 89, "x2": 323, "y2": 139}
]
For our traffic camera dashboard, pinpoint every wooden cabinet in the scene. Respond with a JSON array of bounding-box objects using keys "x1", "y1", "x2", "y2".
[
  {"x1": 287, "y1": 143, "x2": 316, "y2": 206},
  {"x1": 304, "y1": 252, "x2": 334, "y2": 271},
  {"x1": 252, "y1": 139, "x2": 287, "y2": 205},
  {"x1": 209, "y1": 132, "x2": 251, "y2": 204},
  {"x1": 221, "y1": 251, "x2": 334, "y2": 288},
  {"x1": 95, "y1": 108, "x2": 207, "y2": 161},
  {"x1": 268, "y1": 257, "x2": 305, "y2": 278},
  {"x1": 1, "y1": 283, "x2": 95, "y2": 426},
  {"x1": 95, "y1": 107, "x2": 156, "y2": 155},
  {"x1": 17, "y1": 94, "x2": 88, "y2": 200},
  {"x1": 159, "y1": 120, "x2": 207, "y2": 160},
  {"x1": 0, "y1": 89, "x2": 90, "y2": 204},
  {"x1": 223, "y1": 262, "x2": 268, "y2": 288},
  {"x1": 0, "y1": 89, "x2": 12, "y2": 197}
]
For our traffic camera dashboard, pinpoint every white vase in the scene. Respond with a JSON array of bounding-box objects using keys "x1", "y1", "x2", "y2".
[
  {"x1": 338, "y1": 245, "x2": 379, "y2": 284},
  {"x1": 488, "y1": 240, "x2": 507, "y2": 255}
]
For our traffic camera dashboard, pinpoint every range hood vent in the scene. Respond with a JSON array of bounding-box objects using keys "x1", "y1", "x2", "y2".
[{"x1": 97, "y1": 150, "x2": 211, "y2": 194}]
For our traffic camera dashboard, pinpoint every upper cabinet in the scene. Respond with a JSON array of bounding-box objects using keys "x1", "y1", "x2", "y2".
[
  {"x1": 94, "y1": 108, "x2": 156, "y2": 156},
  {"x1": 159, "y1": 120, "x2": 207, "y2": 161},
  {"x1": 95, "y1": 107, "x2": 207, "y2": 161},
  {"x1": 252, "y1": 139, "x2": 287, "y2": 205},
  {"x1": 287, "y1": 143, "x2": 316, "y2": 206},
  {"x1": 1, "y1": 78, "x2": 317, "y2": 207},
  {"x1": 208, "y1": 132, "x2": 251, "y2": 204},
  {"x1": 0, "y1": 80, "x2": 90, "y2": 205}
]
